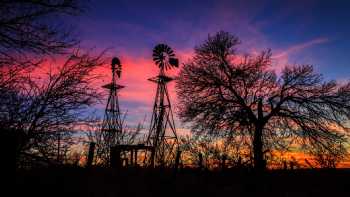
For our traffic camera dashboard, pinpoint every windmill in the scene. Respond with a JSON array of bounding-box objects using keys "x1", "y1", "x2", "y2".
[
  {"x1": 100, "y1": 57, "x2": 125, "y2": 165},
  {"x1": 145, "y1": 44, "x2": 179, "y2": 167}
]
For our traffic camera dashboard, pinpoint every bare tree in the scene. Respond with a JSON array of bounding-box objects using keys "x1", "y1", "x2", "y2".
[
  {"x1": 0, "y1": 0, "x2": 82, "y2": 68},
  {"x1": 0, "y1": 0, "x2": 91, "y2": 168},
  {"x1": 176, "y1": 31, "x2": 350, "y2": 171},
  {"x1": 0, "y1": 50, "x2": 105, "y2": 167}
]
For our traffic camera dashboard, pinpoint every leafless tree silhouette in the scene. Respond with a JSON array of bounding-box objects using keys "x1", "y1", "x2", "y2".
[
  {"x1": 0, "y1": 50, "x2": 105, "y2": 167},
  {"x1": 176, "y1": 31, "x2": 350, "y2": 171},
  {"x1": 0, "y1": 0, "x2": 82, "y2": 68},
  {"x1": 0, "y1": 0, "x2": 97, "y2": 168}
]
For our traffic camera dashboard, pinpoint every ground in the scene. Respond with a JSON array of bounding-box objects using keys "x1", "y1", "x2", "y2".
[{"x1": 16, "y1": 167, "x2": 350, "y2": 197}]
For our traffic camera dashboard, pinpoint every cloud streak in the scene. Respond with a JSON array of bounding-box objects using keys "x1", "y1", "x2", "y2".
[{"x1": 273, "y1": 37, "x2": 329, "y2": 59}]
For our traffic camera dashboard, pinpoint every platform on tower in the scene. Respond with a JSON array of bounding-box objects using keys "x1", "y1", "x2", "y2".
[
  {"x1": 148, "y1": 75, "x2": 173, "y2": 83},
  {"x1": 102, "y1": 83, "x2": 125, "y2": 90}
]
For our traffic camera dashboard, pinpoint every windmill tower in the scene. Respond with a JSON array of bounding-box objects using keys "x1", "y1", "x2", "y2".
[
  {"x1": 100, "y1": 57, "x2": 124, "y2": 164},
  {"x1": 145, "y1": 44, "x2": 179, "y2": 167}
]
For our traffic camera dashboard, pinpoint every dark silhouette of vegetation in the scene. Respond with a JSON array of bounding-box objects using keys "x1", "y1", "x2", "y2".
[
  {"x1": 0, "y1": 0, "x2": 81, "y2": 68},
  {"x1": 179, "y1": 133, "x2": 251, "y2": 169},
  {"x1": 176, "y1": 31, "x2": 350, "y2": 171},
  {"x1": 0, "y1": 0, "x2": 104, "y2": 168},
  {"x1": 5, "y1": 1, "x2": 350, "y2": 195},
  {"x1": 15, "y1": 167, "x2": 350, "y2": 197},
  {"x1": 2, "y1": 51, "x2": 105, "y2": 168}
]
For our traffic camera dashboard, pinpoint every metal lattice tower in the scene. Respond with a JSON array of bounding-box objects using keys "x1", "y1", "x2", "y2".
[
  {"x1": 100, "y1": 57, "x2": 124, "y2": 164},
  {"x1": 145, "y1": 44, "x2": 179, "y2": 167}
]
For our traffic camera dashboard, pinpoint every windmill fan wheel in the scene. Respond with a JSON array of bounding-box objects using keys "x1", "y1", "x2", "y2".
[{"x1": 152, "y1": 44, "x2": 178, "y2": 70}]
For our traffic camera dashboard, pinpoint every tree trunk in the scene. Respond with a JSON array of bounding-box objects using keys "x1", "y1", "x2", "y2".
[
  {"x1": 253, "y1": 123, "x2": 264, "y2": 171},
  {"x1": 253, "y1": 98, "x2": 265, "y2": 171}
]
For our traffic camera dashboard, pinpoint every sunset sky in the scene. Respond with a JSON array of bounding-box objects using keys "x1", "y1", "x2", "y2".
[{"x1": 68, "y1": 0, "x2": 350, "y2": 128}]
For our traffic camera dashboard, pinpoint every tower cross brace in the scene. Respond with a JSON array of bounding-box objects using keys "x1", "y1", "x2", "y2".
[{"x1": 146, "y1": 67, "x2": 178, "y2": 167}]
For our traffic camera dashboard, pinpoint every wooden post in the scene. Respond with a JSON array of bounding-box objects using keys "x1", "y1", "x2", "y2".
[
  {"x1": 110, "y1": 146, "x2": 121, "y2": 168},
  {"x1": 290, "y1": 161, "x2": 294, "y2": 170},
  {"x1": 110, "y1": 146, "x2": 115, "y2": 167},
  {"x1": 86, "y1": 142, "x2": 95, "y2": 168},
  {"x1": 57, "y1": 131, "x2": 61, "y2": 163},
  {"x1": 173, "y1": 150, "x2": 182, "y2": 177},
  {"x1": 237, "y1": 156, "x2": 242, "y2": 168},
  {"x1": 149, "y1": 147, "x2": 155, "y2": 168},
  {"x1": 116, "y1": 147, "x2": 121, "y2": 168},
  {"x1": 221, "y1": 154, "x2": 227, "y2": 170},
  {"x1": 198, "y1": 153, "x2": 203, "y2": 170},
  {"x1": 174, "y1": 150, "x2": 181, "y2": 171},
  {"x1": 123, "y1": 158, "x2": 129, "y2": 167},
  {"x1": 130, "y1": 149, "x2": 134, "y2": 166},
  {"x1": 134, "y1": 149, "x2": 138, "y2": 166}
]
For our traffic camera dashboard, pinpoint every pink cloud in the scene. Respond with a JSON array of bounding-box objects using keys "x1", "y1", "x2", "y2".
[
  {"x1": 271, "y1": 37, "x2": 330, "y2": 73},
  {"x1": 273, "y1": 37, "x2": 329, "y2": 59}
]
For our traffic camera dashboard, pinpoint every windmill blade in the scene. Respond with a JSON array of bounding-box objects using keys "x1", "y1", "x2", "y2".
[
  {"x1": 111, "y1": 57, "x2": 121, "y2": 66},
  {"x1": 111, "y1": 57, "x2": 122, "y2": 78},
  {"x1": 152, "y1": 44, "x2": 178, "y2": 70}
]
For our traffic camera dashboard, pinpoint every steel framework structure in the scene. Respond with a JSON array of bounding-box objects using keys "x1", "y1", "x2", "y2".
[
  {"x1": 100, "y1": 57, "x2": 124, "y2": 165},
  {"x1": 145, "y1": 44, "x2": 179, "y2": 167}
]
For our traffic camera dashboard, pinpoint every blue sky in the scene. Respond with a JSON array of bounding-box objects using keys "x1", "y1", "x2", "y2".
[{"x1": 72, "y1": 0, "x2": 350, "y2": 126}]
